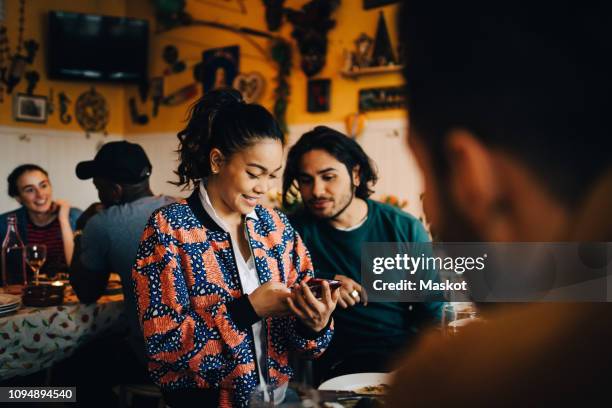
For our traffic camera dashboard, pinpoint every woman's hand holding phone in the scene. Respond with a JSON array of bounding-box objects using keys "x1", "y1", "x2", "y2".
[
  {"x1": 249, "y1": 281, "x2": 292, "y2": 318},
  {"x1": 287, "y1": 280, "x2": 340, "y2": 332}
]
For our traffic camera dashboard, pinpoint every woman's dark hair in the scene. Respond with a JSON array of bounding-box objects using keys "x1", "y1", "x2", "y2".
[
  {"x1": 283, "y1": 126, "x2": 378, "y2": 207},
  {"x1": 174, "y1": 88, "x2": 284, "y2": 189},
  {"x1": 7, "y1": 164, "x2": 49, "y2": 198}
]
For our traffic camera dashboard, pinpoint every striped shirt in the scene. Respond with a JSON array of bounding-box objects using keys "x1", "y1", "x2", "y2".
[{"x1": 26, "y1": 217, "x2": 66, "y2": 278}]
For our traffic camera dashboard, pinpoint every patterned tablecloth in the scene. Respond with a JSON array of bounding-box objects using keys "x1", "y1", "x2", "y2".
[{"x1": 0, "y1": 286, "x2": 124, "y2": 381}]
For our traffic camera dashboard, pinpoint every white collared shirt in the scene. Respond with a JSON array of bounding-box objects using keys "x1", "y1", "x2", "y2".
[{"x1": 198, "y1": 182, "x2": 287, "y2": 403}]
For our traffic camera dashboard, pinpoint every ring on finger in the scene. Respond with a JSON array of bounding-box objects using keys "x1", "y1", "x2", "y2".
[{"x1": 350, "y1": 289, "x2": 359, "y2": 299}]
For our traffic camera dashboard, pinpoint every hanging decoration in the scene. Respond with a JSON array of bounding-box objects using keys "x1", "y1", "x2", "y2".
[
  {"x1": 24, "y1": 70, "x2": 38, "y2": 95},
  {"x1": 0, "y1": 0, "x2": 27, "y2": 96},
  {"x1": 162, "y1": 83, "x2": 198, "y2": 106},
  {"x1": 75, "y1": 87, "x2": 109, "y2": 137},
  {"x1": 270, "y1": 39, "x2": 291, "y2": 134},
  {"x1": 162, "y1": 45, "x2": 186, "y2": 74},
  {"x1": 58, "y1": 92, "x2": 71, "y2": 124},
  {"x1": 154, "y1": 0, "x2": 190, "y2": 30},
  {"x1": 129, "y1": 97, "x2": 149, "y2": 125},
  {"x1": 307, "y1": 78, "x2": 331, "y2": 113},
  {"x1": 285, "y1": 0, "x2": 340, "y2": 77},
  {"x1": 263, "y1": 0, "x2": 286, "y2": 31},
  {"x1": 371, "y1": 11, "x2": 397, "y2": 66},
  {"x1": 150, "y1": 77, "x2": 164, "y2": 117},
  {"x1": 153, "y1": 1, "x2": 291, "y2": 130},
  {"x1": 201, "y1": 45, "x2": 240, "y2": 93},
  {"x1": 345, "y1": 112, "x2": 366, "y2": 139}
]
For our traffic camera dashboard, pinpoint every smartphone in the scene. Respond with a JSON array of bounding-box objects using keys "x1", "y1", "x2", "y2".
[{"x1": 306, "y1": 278, "x2": 342, "y2": 298}]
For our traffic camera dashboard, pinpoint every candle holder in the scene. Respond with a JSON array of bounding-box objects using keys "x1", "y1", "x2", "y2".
[{"x1": 22, "y1": 281, "x2": 65, "y2": 307}]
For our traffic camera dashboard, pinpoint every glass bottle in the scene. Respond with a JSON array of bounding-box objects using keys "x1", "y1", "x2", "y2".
[{"x1": 1, "y1": 214, "x2": 27, "y2": 287}]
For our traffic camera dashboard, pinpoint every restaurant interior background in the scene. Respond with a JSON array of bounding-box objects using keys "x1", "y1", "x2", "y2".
[{"x1": 0, "y1": 0, "x2": 425, "y2": 221}]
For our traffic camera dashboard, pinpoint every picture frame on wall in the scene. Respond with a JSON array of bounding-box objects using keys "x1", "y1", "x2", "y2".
[
  {"x1": 363, "y1": 0, "x2": 399, "y2": 9},
  {"x1": 13, "y1": 93, "x2": 48, "y2": 124},
  {"x1": 307, "y1": 79, "x2": 331, "y2": 113}
]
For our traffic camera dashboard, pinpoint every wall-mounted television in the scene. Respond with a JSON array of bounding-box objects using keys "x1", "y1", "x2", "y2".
[{"x1": 47, "y1": 11, "x2": 149, "y2": 83}]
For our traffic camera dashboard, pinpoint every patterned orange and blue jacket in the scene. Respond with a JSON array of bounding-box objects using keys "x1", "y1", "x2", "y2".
[{"x1": 132, "y1": 192, "x2": 333, "y2": 407}]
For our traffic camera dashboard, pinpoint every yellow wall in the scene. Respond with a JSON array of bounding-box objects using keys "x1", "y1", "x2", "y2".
[
  {"x1": 0, "y1": 0, "x2": 126, "y2": 134},
  {"x1": 126, "y1": 0, "x2": 404, "y2": 134},
  {"x1": 1, "y1": 0, "x2": 404, "y2": 135}
]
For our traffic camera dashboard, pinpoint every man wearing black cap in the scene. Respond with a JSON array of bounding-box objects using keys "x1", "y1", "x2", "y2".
[{"x1": 69, "y1": 141, "x2": 174, "y2": 374}]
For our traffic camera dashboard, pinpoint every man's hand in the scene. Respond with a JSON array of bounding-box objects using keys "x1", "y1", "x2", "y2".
[
  {"x1": 287, "y1": 280, "x2": 339, "y2": 332},
  {"x1": 249, "y1": 281, "x2": 292, "y2": 318},
  {"x1": 76, "y1": 203, "x2": 105, "y2": 231},
  {"x1": 334, "y1": 274, "x2": 368, "y2": 308}
]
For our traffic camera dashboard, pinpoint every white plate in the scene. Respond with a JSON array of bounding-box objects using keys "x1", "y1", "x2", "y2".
[
  {"x1": 318, "y1": 372, "x2": 390, "y2": 391},
  {"x1": 0, "y1": 305, "x2": 19, "y2": 316},
  {"x1": 0, "y1": 294, "x2": 21, "y2": 306},
  {"x1": 0, "y1": 304, "x2": 20, "y2": 312}
]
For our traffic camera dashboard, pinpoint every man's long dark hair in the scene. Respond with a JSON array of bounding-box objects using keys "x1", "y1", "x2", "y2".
[{"x1": 282, "y1": 126, "x2": 378, "y2": 208}]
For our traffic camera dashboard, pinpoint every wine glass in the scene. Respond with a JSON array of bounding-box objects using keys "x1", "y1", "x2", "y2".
[
  {"x1": 25, "y1": 244, "x2": 46, "y2": 286},
  {"x1": 441, "y1": 302, "x2": 482, "y2": 336}
]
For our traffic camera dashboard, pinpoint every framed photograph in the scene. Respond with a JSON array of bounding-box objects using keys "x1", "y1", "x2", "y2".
[
  {"x1": 359, "y1": 86, "x2": 405, "y2": 112},
  {"x1": 201, "y1": 45, "x2": 240, "y2": 93},
  {"x1": 13, "y1": 93, "x2": 48, "y2": 123},
  {"x1": 364, "y1": 0, "x2": 399, "y2": 9},
  {"x1": 307, "y1": 79, "x2": 331, "y2": 113}
]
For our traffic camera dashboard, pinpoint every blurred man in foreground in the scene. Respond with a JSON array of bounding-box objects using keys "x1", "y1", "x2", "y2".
[{"x1": 388, "y1": 2, "x2": 612, "y2": 406}]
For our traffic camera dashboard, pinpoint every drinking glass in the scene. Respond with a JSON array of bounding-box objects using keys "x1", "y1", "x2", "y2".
[
  {"x1": 25, "y1": 244, "x2": 46, "y2": 286},
  {"x1": 441, "y1": 302, "x2": 482, "y2": 336}
]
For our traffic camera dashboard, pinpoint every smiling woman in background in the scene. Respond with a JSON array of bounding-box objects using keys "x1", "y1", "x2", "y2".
[{"x1": 0, "y1": 164, "x2": 81, "y2": 279}]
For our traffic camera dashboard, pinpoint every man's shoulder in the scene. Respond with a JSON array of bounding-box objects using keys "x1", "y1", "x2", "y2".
[
  {"x1": 369, "y1": 199, "x2": 422, "y2": 226},
  {"x1": 368, "y1": 199, "x2": 429, "y2": 241}
]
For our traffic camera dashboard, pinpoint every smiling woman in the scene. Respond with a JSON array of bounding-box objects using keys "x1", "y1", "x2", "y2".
[
  {"x1": 131, "y1": 89, "x2": 340, "y2": 408},
  {"x1": 0, "y1": 164, "x2": 81, "y2": 279}
]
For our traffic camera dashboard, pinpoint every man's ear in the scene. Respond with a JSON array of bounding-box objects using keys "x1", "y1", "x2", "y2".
[
  {"x1": 14, "y1": 196, "x2": 23, "y2": 205},
  {"x1": 209, "y1": 148, "x2": 225, "y2": 174},
  {"x1": 351, "y1": 165, "x2": 361, "y2": 187},
  {"x1": 112, "y1": 183, "x2": 123, "y2": 204},
  {"x1": 445, "y1": 129, "x2": 502, "y2": 234}
]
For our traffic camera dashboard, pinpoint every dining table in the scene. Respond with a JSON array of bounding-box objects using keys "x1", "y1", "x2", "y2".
[{"x1": 0, "y1": 280, "x2": 124, "y2": 381}]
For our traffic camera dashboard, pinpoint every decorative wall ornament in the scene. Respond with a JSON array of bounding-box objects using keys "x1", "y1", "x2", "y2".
[
  {"x1": 232, "y1": 72, "x2": 265, "y2": 103},
  {"x1": 13, "y1": 93, "x2": 47, "y2": 123},
  {"x1": 270, "y1": 39, "x2": 292, "y2": 134},
  {"x1": 150, "y1": 77, "x2": 164, "y2": 117},
  {"x1": 24, "y1": 70, "x2": 38, "y2": 95},
  {"x1": 285, "y1": 0, "x2": 340, "y2": 77},
  {"x1": 345, "y1": 112, "x2": 366, "y2": 138},
  {"x1": 0, "y1": 0, "x2": 27, "y2": 95},
  {"x1": 162, "y1": 83, "x2": 198, "y2": 106},
  {"x1": 162, "y1": 45, "x2": 186, "y2": 74},
  {"x1": 58, "y1": 92, "x2": 71, "y2": 124},
  {"x1": 75, "y1": 87, "x2": 109, "y2": 136},
  {"x1": 307, "y1": 78, "x2": 330, "y2": 113},
  {"x1": 358, "y1": 86, "x2": 405, "y2": 112},
  {"x1": 363, "y1": 0, "x2": 399, "y2": 9},
  {"x1": 129, "y1": 97, "x2": 149, "y2": 125},
  {"x1": 263, "y1": 0, "x2": 286, "y2": 31},
  {"x1": 201, "y1": 45, "x2": 239, "y2": 93},
  {"x1": 371, "y1": 11, "x2": 397, "y2": 66}
]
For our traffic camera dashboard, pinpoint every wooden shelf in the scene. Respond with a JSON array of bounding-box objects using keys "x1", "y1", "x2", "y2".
[{"x1": 340, "y1": 65, "x2": 404, "y2": 79}]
